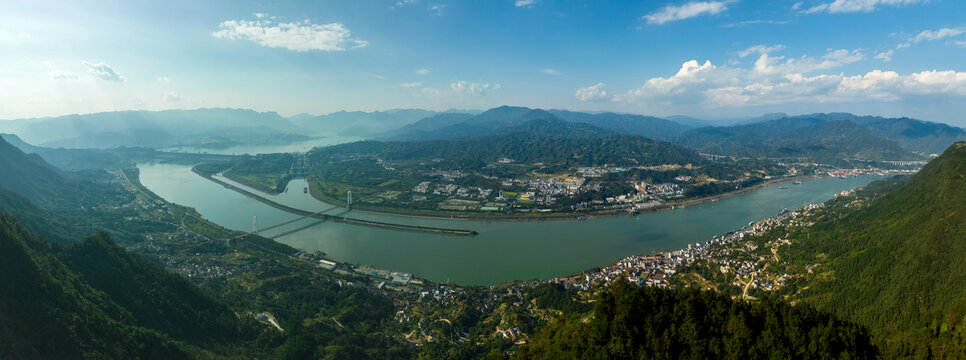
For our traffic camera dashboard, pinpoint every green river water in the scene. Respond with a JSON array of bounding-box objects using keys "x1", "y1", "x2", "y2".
[{"x1": 138, "y1": 162, "x2": 880, "y2": 285}]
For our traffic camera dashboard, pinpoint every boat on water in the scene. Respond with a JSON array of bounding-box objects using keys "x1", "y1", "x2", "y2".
[
  {"x1": 793, "y1": 181, "x2": 802, "y2": 185},
  {"x1": 780, "y1": 186, "x2": 789, "y2": 189},
  {"x1": 304, "y1": 187, "x2": 308, "y2": 193}
]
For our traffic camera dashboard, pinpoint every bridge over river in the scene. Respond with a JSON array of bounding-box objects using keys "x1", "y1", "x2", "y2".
[{"x1": 193, "y1": 168, "x2": 477, "y2": 237}]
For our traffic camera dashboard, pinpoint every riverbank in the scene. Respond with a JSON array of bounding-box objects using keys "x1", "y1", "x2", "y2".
[{"x1": 302, "y1": 175, "x2": 825, "y2": 222}]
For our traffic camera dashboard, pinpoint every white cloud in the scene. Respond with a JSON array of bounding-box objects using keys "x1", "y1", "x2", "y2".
[
  {"x1": 956, "y1": 40, "x2": 966, "y2": 47},
  {"x1": 614, "y1": 51, "x2": 966, "y2": 110},
  {"x1": 450, "y1": 81, "x2": 500, "y2": 93},
  {"x1": 615, "y1": 60, "x2": 740, "y2": 103},
  {"x1": 576, "y1": 83, "x2": 607, "y2": 101},
  {"x1": 429, "y1": 4, "x2": 446, "y2": 16},
  {"x1": 416, "y1": 68, "x2": 430, "y2": 76},
  {"x1": 721, "y1": 20, "x2": 788, "y2": 28},
  {"x1": 643, "y1": 1, "x2": 735, "y2": 25},
  {"x1": 82, "y1": 61, "x2": 124, "y2": 81},
  {"x1": 164, "y1": 90, "x2": 183, "y2": 102},
  {"x1": 213, "y1": 15, "x2": 368, "y2": 52},
  {"x1": 539, "y1": 68, "x2": 560, "y2": 75},
  {"x1": 515, "y1": 0, "x2": 537, "y2": 7},
  {"x1": 874, "y1": 50, "x2": 895, "y2": 62},
  {"x1": 397, "y1": 82, "x2": 423, "y2": 88},
  {"x1": 881, "y1": 26, "x2": 965, "y2": 60},
  {"x1": 49, "y1": 69, "x2": 79, "y2": 81},
  {"x1": 737, "y1": 44, "x2": 785, "y2": 58},
  {"x1": 157, "y1": 76, "x2": 171, "y2": 83},
  {"x1": 910, "y1": 27, "x2": 966, "y2": 43},
  {"x1": 804, "y1": 0, "x2": 926, "y2": 14},
  {"x1": 750, "y1": 49, "x2": 863, "y2": 77}
]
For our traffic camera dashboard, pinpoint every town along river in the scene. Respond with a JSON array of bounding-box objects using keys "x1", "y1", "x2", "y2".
[{"x1": 138, "y1": 162, "x2": 881, "y2": 286}]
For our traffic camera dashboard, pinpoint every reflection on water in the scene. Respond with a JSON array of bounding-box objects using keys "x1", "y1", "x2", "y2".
[{"x1": 139, "y1": 162, "x2": 881, "y2": 285}]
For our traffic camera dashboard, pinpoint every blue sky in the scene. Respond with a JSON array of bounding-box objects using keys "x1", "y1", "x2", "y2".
[{"x1": 2, "y1": 0, "x2": 966, "y2": 125}]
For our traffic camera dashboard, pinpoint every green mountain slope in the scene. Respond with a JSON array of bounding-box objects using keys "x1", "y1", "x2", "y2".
[
  {"x1": 736, "y1": 120, "x2": 921, "y2": 163},
  {"x1": 314, "y1": 128, "x2": 701, "y2": 168},
  {"x1": 518, "y1": 280, "x2": 876, "y2": 359},
  {"x1": 61, "y1": 233, "x2": 243, "y2": 345},
  {"x1": 674, "y1": 113, "x2": 963, "y2": 160},
  {"x1": 0, "y1": 213, "x2": 196, "y2": 359},
  {"x1": 384, "y1": 106, "x2": 692, "y2": 141},
  {"x1": 0, "y1": 136, "x2": 69, "y2": 205},
  {"x1": 784, "y1": 142, "x2": 966, "y2": 357}
]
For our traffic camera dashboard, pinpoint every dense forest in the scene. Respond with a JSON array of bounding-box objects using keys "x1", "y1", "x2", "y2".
[
  {"x1": 778, "y1": 142, "x2": 966, "y2": 357},
  {"x1": 518, "y1": 279, "x2": 877, "y2": 359},
  {"x1": 310, "y1": 130, "x2": 702, "y2": 169}
]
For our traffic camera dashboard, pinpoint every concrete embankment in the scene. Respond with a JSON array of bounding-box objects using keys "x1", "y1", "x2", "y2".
[{"x1": 192, "y1": 167, "x2": 477, "y2": 236}]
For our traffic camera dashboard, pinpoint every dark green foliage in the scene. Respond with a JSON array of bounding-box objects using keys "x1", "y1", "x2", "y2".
[
  {"x1": 518, "y1": 280, "x2": 877, "y2": 360},
  {"x1": 385, "y1": 106, "x2": 691, "y2": 141},
  {"x1": 781, "y1": 142, "x2": 966, "y2": 357},
  {"x1": 796, "y1": 113, "x2": 966, "y2": 155},
  {"x1": 529, "y1": 283, "x2": 592, "y2": 313},
  {"x1": 0, "y1": 212, "x2": 195, "y2": 359},
  {"x1": 0, "y1": 186, "x2": 75, "y2": 243},
  {"x1": 312, "y1": 132, "x2": 700, "y2": 169},
  {"x1": 0, "y1": 136, "x2": 67, "y2": 205},
  {"x1": 60, "y1": 233, "x2": 243, "y2": 346}
]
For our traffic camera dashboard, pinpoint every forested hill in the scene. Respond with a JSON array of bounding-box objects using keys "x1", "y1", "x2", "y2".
[
  {"x1": 311, "y1": 128, "x2": 702, "y2": 168},
  {"x1": 0, "y1": 136, "x2": 133, "y2": 226},
  {"x1": 383, "y1": 106, "x2": 692, "y2": 141},
  {"x1": 518, "y1": 279, "x2": 876, "y2": 359},
  {"x1": 0, "y1": 212, "x2": 244, "y2": 359},
  {"x1": 0, "y1": 135, "x2": 69, "y2": 205},
  {"x1": 783, "y1": 141, "x2": 966, "y2": 357},
  {"x1": 674, "y1": 113, "x2": 963, "y2": 159},
  {"x1": 723, "y1": 120, "x2": 921, "y2": 163}
]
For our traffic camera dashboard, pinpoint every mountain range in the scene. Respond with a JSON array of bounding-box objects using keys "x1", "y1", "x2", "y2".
[
  {"x1": 3, "y1": 107, "x2": 963, "y2": 163},
  {"x1": 0, "y1": 108, "x2": 309, "y2": 149}
]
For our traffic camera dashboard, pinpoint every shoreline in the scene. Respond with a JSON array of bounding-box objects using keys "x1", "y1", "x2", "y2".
[
  {"x1": 301, "y1": 175, "x2": 825, "y2": 222},
  {"x1": 194, "y1": 167, "x2": 478, "y2": 236}
]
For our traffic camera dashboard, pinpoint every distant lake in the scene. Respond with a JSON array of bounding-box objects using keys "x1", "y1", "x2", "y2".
[
  {"x1": 139, "y1": 162, "x2": 881, "y2": 285},
  {"x1": 161, "y1": 133, "x2": 362, "y2": 155}
]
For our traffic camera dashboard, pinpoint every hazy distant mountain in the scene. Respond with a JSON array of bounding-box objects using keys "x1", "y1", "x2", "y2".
[
  {"x1": 290, "y1": 109, "x2": 442, "y2": 136},
  {"x1": 665, "y1": 115, "x2": 714, "y2": 128},
  {"x1": 381, "y1": 113, "x2": 477, "y2": 140},
  {"x1": 546, "y1": 110, "x2": 691, "y2": 139},
  {"x1": 786, "y1": 113, "x2": 966, "y2": 155},
  {"x1": 1, "y1": 133, "x2": 127, "y2": 171},
  {"x1": 384, "y1": 106, "x2": 693, "y2": 141},
  {"x1": 0, "y1": 108, "x2": 309, "y2": 149},
  {"x1": 674, "y1": 113, "x2": 960, "y2": 161}
]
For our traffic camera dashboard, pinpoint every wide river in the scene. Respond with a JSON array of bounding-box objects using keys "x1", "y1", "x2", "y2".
[{"x1": 138, "y1": 162, "x2": 880, "y2": 285}]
